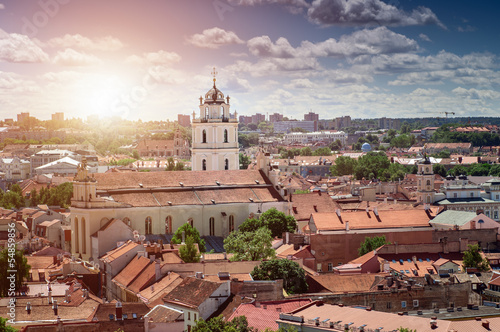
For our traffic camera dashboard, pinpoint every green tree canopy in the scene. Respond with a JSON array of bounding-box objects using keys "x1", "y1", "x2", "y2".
[
  {"x1": 0, "y1": 317, "x2": 17, "y2": 332},
  {"x1": 224, "y1": 227, "x2": 275, "y2": 261},
  {"x1": 238, "y1": 208, "x2": 297, "y2": 238},
  {"x1": 300, "y1": 147, "x2": 312, "y2": 156},
  {"x1": 0, "y1": 248, "x2": 30, "y2": 297},
  {"x1": 171, "y1": 223, "x2": 206, "y2": 253},
  {"x1": 312, "y1": 147, "x2": 332, "y2": 156},
  {"x1": 358, "y1": 235, "x2": 390, "y2": 256},
  {"x1": 462, "y1": 244, "x2": 490, "y2": 271},
  {"x1": 433, "y1": 164, "x2": 447, "y2": 177},
  {"x1": 239, "y1": 153, "x2": 251, "y2": 169},
  {"x1": 179, "y1": 235, "x2": 201, "y2": 263},
  {"x1": 354, "y1": 152, "x2": 391, "y2": 180},
  {"x1": 251, "y1": 259, "x2": 308, "y2": 294},
  {"x1": 193, "y1": 315, "x2": 256, "y2": 332},
  {"x1": 330, "y1": 156, "x2": 357, "y2": 176}
]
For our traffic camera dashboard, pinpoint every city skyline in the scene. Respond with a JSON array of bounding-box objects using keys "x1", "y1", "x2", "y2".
[{"x1": 1, "y1": 0, "x2": 500, "y2": 122}]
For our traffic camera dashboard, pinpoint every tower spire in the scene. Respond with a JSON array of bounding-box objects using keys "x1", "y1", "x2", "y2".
[{"x1": 211, "y1": 67, "x2": 218, "y2": 88}]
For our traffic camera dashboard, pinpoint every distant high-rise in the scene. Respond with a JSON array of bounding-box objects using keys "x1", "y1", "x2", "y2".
[
  {"x1": 178, "y1": 114, "x2": 191, "y2": 127},
  {"x1": 17, "y1": 112, "x2": 29, "y2": 123},
  {"x1": 304, "y1": 112, "x2": 319, "y2": 121},
  {"x1": 251, "y1": 113, "x2": 266, "y2": 124},
  {"x1": 335, "y1": 116, "x2": 351, "y2": 129},
  {"x1": 51, "y1": 112, "x2": 64, "y2": 122},
  {"x1": 269, "y1": 112, "x2": 283, "y2": 123}
]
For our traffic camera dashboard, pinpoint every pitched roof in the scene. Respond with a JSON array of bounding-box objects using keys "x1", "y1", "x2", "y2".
[
  {"x1": 310, "y1": 209, "x2": 432, "y2": 232},
  {"x1": 138, "y1": 272, "x2": 183, "y2": 304},
  {"x1": 89, "y1": 302, "x2": 150, "y2": 321},
  {"x1": 228, "y1": 299, "x2": 312, "y2": 331},
  {"x1": 291, "y1": 192, "x2": 338, "y2": 221},
  {"x1": 145, "y1": 305, "x2": 183, "y2": 323},
  {"x1": 308, "y1": 274, "x2": 383, "y2": 293},
  {"x1": 112, "y1": 255, "x2": 151, "y2": 287},
  {"x1": 100, "y1": 240, "x2": 141, "y2": 263},
  {"x1": 163, "y1": 277, "x2": 223, "y2": 308}
]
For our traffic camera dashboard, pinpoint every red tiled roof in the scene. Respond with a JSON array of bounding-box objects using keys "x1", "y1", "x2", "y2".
[
  {"x1": 163, "y1": 277, "x2": 223, "y2": 308},
  {"x1": 112, "y1": 255, "x2": 151, "y2": 287},
  {"x1": 228, "y1": 299, "x2": 312, "y2": 331}
]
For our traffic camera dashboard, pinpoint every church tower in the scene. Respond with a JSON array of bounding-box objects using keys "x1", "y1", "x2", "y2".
[
  {"x1": 417, "y1": 155, "x2": 435, "y2": 204},
  {"x1": 191, "y1": 68, "x2": 239, "y2": 171}
]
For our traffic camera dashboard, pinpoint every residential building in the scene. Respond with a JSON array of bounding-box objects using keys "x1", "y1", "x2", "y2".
[
  {"x1": 30, "y1": 149, "x2": 77, "y2": 174},
  {"x1": 283, "y1": 131, "x2": 346, "y2": 146},
  {"x1": 90, "y1": 218, "x2": 134, "y2": 259},
  {"x1": 0, "y1": 156, "x2": 31, "y2": 181},
  {"x1": 273, "y1": 121, "x2": 317, "y2": 133},
  {"x1": 34, "y1": 156, "x2": 90, "y2": 176},
  {"x1": 51, "y1": 112, "x2": 64, "y2": 122},
  {"x1": 252, "y1": 113, "x2": 266, "y2": 123},
  {"x1": 378, "y1": 117, "x2": 401, "y2": 130},
  {"x1": 163, "y1": 276, "x2": 231, "y2": 332},
  {"x1": 269, "y1": 112, "x2": 283, "y2": 123},
  {"x1": 304, "y1": 112, "x2": 319, "y2": 121},
  {"x1": 423, "y1": 142, "x2": 473, "y2": 155},
  {"x1": 35, "y1": 219, "x2": 62, "y2": 247},
  {"x1": 334, "y1": 116, "x2": 351, "y2": 130},
  {"x1": 145, "y1": 305, "x2": 184, "y2": 332},
  {"x1": 17, "y1": 112, "x2": 30, "y2": 123},
  {"x1": 191, "y1": 76, "x2": 239, "y2": 171},
  {"x1": 429, "y1": 210, "x2": 499, "y2": 232},
  {"x1": 135, "y1": 130, "x2": 190, "y2": 159}
]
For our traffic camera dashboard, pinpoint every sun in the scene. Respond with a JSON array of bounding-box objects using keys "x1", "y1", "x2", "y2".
[{"x1": 71, "y1": 73, "x2": 127, "y2": 119}]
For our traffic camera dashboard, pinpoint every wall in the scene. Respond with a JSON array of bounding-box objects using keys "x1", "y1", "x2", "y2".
[{"x1": 230, "y1": 279, "x2": 284, "y2": 301}]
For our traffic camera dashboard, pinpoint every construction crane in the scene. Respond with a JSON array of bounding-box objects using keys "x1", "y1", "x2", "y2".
[
  {"x1": 443, "y1": 111, "x2": 455, "y2": 118},
  {"x1": 420, "y1": 111, "x2": 455, "y2": 118}
]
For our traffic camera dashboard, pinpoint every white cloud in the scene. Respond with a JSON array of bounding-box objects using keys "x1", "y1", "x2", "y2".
[
  {"x1": 452, "y1": 87, "x2": 500, "y2": 100},
  {"x1": 0, "y1": 71, "x2": 39, "y2": 93},
  {"x1": 53, "y1": 48, "x2": 102, "y2": 66},
  {"x1": 187, "y1": 27, "x2": 244, "y2": 49},
  {"x1": 148, "y1": 66, "x2": 186, "y2": 85},
  {"x1": 125, "y1": 50, "x2": 181, "y2": 66},
  {"x1": 285, "y1": 78, "x2": 315, "y2": 89},
  {"x1": 307, "y1": 0, "x2": 445, "y2": 28},
  {"x1": 227, "y1": 0, "x2": 309, "y2": 14},
  {"x1": 45, "y1": 34, "x2": 124, "y2": 51},
  {"x1": 0, "y1": 29, "x2": 49, "y2": 63},
  {"x1": 248, "y1": 27, "x2": 418, "y2": 59},
  {"x1": 419, "y1": 33, "x2": 431, "y2": 42}
]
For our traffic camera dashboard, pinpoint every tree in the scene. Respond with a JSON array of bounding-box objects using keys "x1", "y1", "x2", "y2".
[
  {"x1": 447, "y1": 165, "x2": 467, "y2": 177},
  {"x1": 171, "y1": 223, "x2": 206, "y2": 252},
  {"x1": 0, "y1": 248, "x2": 30, "y2": 297},
  {"x1": 193, "y1": 315, "x2": 256, "y2": 332},
  {"x1": 251, "y1": 259, "x2": 308, "y2": 294},
  {"x1": 239, "y1": 153, "x2": 251, "y2": 169},
  {"x1": 397, "y1": 328, "x2": 416, "y2": 332},
  {"x1": 462, "y1": 244, "x2": 490, "y2": 271},
  {"x1": 312, "y1": 147, "x2": 331, "y2": 156},
  {"x1": 179, "y1": 235, "x2": 201, "y2": 263},
  {"x1": 433, "y1": 164, "x2": 447, "y2": 177},
  {"x1": 354, "y1": 152, "x2": 391, "y2": 180},
  {"x1": 0, "y1": 317, "x2": 17, "y2": 332},
  {"x1": 490, "y1": 164, "x2": 500, "y2": 177},
  {"x1": 1, "y1": 190, "x2": 24, "y2": 209},
  {"x1": 132, "y1": 149, "x2": 140, "y2": 160},
  {"x1": 224, "y1": 227, "x2": 275, "y2": 261},
  {"x1": 358, "y1": 235, "x2": 390, "y2": 256},
  {"x1": 329, "y1": 139, "x2": 342, "y2": 151},
  {"x1": 300, "y1": 147, "x2": 312, "y2": 156},
  {"x1": 330, "y1": 156, "x2": 357, "y2": 176},
  {"x1": 166, "y1": 157, "x2": 175, "y2": 171},
  {"x1": 239, "y1": 208, "x2": 297, "y2": 238}
]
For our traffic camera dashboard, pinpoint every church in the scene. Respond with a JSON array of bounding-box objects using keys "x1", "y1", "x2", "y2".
[{"x1": 70, "y1": 74, "x2": 289, "y2": 261}]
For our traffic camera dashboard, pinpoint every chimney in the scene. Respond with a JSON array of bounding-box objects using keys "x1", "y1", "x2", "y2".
[
  {"x1": 155, "y1": 260, "x2": 161, "y2": 281},
  {"x1": 26, "y1": 302, "x2": 31, "y2": 314},
  {"x1": 116, "y1": 302, "x2": 123, "y2": 320},
  {"x1": 374, "y1": 207, "x2": 378, "y2": 216},
  {"x1": 482, "y1": 320, "x2": 490, "y2": 329},
  {"x1": 48, "y1": 290, "x2": 52, "y2": 304},
  {"x1": 65, "y1": 289, "x2": 70, "y2": 302},
  {"x1": 345, "y1": 221, "x2": 349, "y2": 231},
  {"x1": 52, "y1": 300, "x2": 58, "y2": 315},
  {"x1": 395, "y1": 242, "x2": 399, "y2": 255},
  {"x1": 336, "y1": 209, "x2": 341, "y2": 217}
]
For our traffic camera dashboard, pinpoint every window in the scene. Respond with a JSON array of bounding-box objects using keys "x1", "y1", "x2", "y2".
[
  {"x1": 496, "y1": 194, "x2": 499, "y2": 200},
  {"x1": 188, "y1": 312, "x2": 191, "y2": 320},
  {"x1": 494, "y1": 211, "x2": 499, "y2": 220},
  {"x1": 386, "y1": 302, "x2": 392, "y2": 309},
  {"x1": 225, "y1": 159, "x2": 229, "y2": 170},
  {"x1": 81, "y1": 218, "x2": 86, "y2": 254},
  {"x1": 317, "y1": 263, "x2": 322, "y2": 272},
  {"x1": 454, "y1": 193, "x2": 458, "y2": 198},
  {"x1": 165, "y1": 216, "x2": 172, "y2": 234},
  {"x1": 413, "y1": 300, "x2": 419, "y2": 307},
  {"x1": 188, "y1": 218, "x2": 193, "y2": 227},
  {"x1": 401, "y1": 301, "x2": 407, "y2": 308},
  {"x1": 194, "y1": 313, "x2": 197, "y2": 321},
  {"x1": 486, "y1": 211, "x2": 490, "y2": 217},
  {"x1": 202, "y1": 159, "x2": 207, "y2": 171},
  {"x1": 426, "y1": 180, "x2": 430, "y2": 186},
  {"x1": 202, "y1": 130, "x2": 207, "y2": 143},
  {"x1": 145, "y1": 216, "x2": 152, "y2": 235},
  {"x1": 328, "y1": 263, "x2": 333, "y2": 272},
  {"x1": 224, "y1": 129, "x2": 228, "y2": 143},
  {"x1": 209, "y1": 217, "x2": 215, "y2": 236},
  {"x1": 470, "y1": 192, "x2": 474, "y2": 197},
  {"x1": 229, "y1": 215, "x2": 235, "y2": 233}
]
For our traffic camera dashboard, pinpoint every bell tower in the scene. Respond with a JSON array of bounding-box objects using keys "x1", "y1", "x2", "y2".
[
  {"x1": 191, "y1": 68, "x2": 239, "y2": 171},
  {"x1": 417, "y1": 155, "x2": 435, "y2": 204}
]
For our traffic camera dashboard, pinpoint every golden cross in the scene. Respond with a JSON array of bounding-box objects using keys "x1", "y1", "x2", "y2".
[{"x1": 211, "y1": 67, "x2": 218, "y2": 85}]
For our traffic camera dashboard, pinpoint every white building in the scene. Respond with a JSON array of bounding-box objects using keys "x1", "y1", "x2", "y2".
[
  {"x1": 191, "y1": 72, "x2": 239, "y2": 171},
  {"x1": 283, "y1": 131, "x2": 347, "y2": 146},
  {"x1": 0, "y1": 157, "x2": 31, "y2": 181}
]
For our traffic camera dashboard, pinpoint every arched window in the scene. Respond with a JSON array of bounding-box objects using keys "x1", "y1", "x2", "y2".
[
  {"x1": 145, "y1": 216, "x2": 152, "y2": 235},
  {"x1": 188, "y1": 218, "x2": 193, "y2": 228},
  {"x1": 229, "y1": 215, "x2": 235, "y2": 233},
  {"x1": 224, "y1": 129, "x2": 228, "y2": 143},
  {"x1": 202, "y1": 159, "x2": 207, "y2": 171},
  {"x1": 209, "y1": 217, "x2": 215, "y2": 236},
  {"x1": 81, "y1": 218, "x2": 86, "y2": 254},
  {"x1": 202, "y1": 130, "x2": 207, "y2": 143},
  {"x1": 165, "y1": 216, "x2": 172, "y2": 234},
  {"x1": 225, "y1": 159, "x2": 229, "y2": 170},
  {"x1": 426, "y1": 180, "x2": 431, "y2": 186}
]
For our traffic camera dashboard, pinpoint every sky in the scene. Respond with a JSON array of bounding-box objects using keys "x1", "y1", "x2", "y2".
[{"x1": 1, "y1": 0, "x2": 500, "y2": 122}]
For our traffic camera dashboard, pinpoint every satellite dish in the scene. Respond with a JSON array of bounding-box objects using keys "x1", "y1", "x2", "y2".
[{"x1": 139, "y1": 235, "x2": 146, "y2": 242}]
